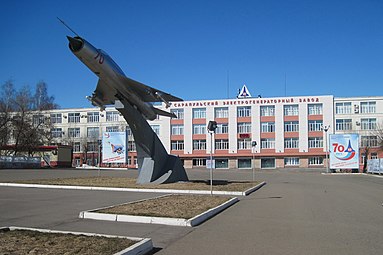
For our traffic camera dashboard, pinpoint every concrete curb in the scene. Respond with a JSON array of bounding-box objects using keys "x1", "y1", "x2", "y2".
[
  {"x1": 243, "y1": 181, "x2": 267, "y2": 195},
  {"x1": 79, "y1": 195, "x2": 239, "y2": 227},
  {"x1": 0, "y1": 182, "x2": 266, "y2": 196},
  {"x1": 0, "y1": 226, "x2": 153, "y2": 255},
  {"x1": 321, "y1": 173, "x2": 383, "y2": 178}
]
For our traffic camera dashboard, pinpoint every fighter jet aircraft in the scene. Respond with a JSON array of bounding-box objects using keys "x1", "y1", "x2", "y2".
[{"x1": 62, "y1": 21, "x2": 182, "y2": 120}]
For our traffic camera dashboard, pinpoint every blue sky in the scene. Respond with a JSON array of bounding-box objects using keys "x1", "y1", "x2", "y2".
[{"x1": 1, "y1": 0, "x2": 382, "y2": 109}]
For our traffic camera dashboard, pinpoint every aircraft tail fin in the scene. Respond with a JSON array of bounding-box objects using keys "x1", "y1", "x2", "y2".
[{"x1": 152, "y1": 107, "x2": 177, "y2": 118}]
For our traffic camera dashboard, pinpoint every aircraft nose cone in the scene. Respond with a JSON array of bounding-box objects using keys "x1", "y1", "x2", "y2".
[{"x1": 67, "y1": 36, "x2": 83, "y2": 52}]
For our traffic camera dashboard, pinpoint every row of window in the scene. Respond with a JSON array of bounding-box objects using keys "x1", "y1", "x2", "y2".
[
  {"x1": 336, "y1": 101, "x2": 376, "y2": 114},
  {"x1": 335, "y1": 118, "x2": 377, "y2": 131},
  {"x1": 171, "y1": 135, "x2": 380, "y2": 151},
  {"x1": 51, "y1": 125, "x2": 160, "y2": 138},
  {"x1": 49, "y1": 111, "x2": 121, "y2": 124},
  {"x1": 171, "y1": 104, "x2": 324, "y2": 119},
  {"x1": 191, "y1": 157, "x2": 325, "y2": 168},
  {"x1": 172, "y1": 137, "x2": 319, "y2": 150},
  {"x1": 172, "y1": 117, "x2": 378, "y2": 136}
]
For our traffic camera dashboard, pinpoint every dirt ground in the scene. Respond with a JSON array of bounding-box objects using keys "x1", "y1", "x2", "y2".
[
  {"x1": 97, "y1": 195, "x2": 233, "y2": 219},
  {"x1": 0, "y1": 229, "x2": 136, "y2": 255},
  {"x1": 10, "y1": 177, "x2": 259, "y2": 191}
]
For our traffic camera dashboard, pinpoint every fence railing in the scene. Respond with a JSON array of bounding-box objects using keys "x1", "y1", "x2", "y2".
[
  {"x1": 367, "y1": 159, "x2": 383, "y2": 174},
  {"x1": 0, "y1": 156, "x2": 41, "y2": 169}
]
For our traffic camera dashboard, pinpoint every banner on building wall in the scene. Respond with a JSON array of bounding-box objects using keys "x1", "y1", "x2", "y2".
[
  {"x1": 102, "y1": 132, "x2": 127, "y2": 163},
  {"x1": 329, "y1": 134, "x2": 359, "y2": 169}
]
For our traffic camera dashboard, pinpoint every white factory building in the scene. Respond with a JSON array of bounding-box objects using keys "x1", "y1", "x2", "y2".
[{"x1": 47, "y1": 92, "x2": 383, "y2": 170}]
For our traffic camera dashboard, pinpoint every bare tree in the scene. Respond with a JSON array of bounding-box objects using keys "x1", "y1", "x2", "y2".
[
  {"x1": 0, "y1": 80, "x2": 58, "y2": 156},
  {"x1": 0, "y1": 80, "x2": 16, "y2": 152},
  {"x1": 33, "y1": 81, "x2": 58, "y2": 110}
]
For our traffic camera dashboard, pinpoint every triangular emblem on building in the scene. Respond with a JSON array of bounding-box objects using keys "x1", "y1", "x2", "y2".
[{"x1": 237, "y1": 84, "x2": 252, "y2": 98}]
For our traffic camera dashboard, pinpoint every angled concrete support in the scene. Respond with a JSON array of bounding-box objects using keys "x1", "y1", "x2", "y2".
[{"x1": 115, "y1": 100, "x2": 189, "y2": 184}]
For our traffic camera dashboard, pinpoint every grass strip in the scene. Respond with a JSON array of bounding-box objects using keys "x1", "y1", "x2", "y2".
[
  {"x1": 9, "y1": 177, "x2": 259, "y2": 192},
  {"x1": 96, "y1": 195, "x2": 233, "y2": 219},
  {"x1": 0, "y1": 230, "x2": 136, "y2": 255}
]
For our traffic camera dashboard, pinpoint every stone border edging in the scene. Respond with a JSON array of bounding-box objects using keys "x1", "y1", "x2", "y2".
[
  {"x1": 79, "y1": 195, "x2": 239, "y2": 227},
  {"x1": 0, "y1": 226, "x2": 153, "y2": 255},
  {"x1": 0, "y1": 181, "x2": 266, "y2": 196},
  {"x1": 321, "y1": 173, "x2": 383, "y2": 178}
]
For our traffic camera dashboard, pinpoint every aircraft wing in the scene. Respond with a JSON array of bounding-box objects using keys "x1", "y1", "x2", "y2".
[
  {"x1": 94, "y1": 79, "x2": 115, "y2": 105},
  {"x1": 117, "y1": 74, "x2": 183, "y2": 103}
]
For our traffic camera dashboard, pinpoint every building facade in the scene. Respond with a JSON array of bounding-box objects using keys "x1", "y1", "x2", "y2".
[{"x1": 44, "y1": 95, "x2": 382, "y2": 170}]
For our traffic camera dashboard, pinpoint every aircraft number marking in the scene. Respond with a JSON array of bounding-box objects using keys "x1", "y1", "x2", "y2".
[{"x1": 94, "y1": 51, "x2": 104, "y2": 64}]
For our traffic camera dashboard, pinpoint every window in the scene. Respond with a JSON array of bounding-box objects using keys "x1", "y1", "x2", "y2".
[
  {"x1": 51, "y1": 128, "x2": 63, "y2": 138},
  {"x1": 33, "y1": 115, "x2": 45, "y2": 126},
  {"x1": 171, "y1": 125, "x2": 184, "y2": 135},
  {"x1": 171, "y1": 140, "x2": 184, "y2": 150},
  {"x1": 261, "y1": 158, "x2": 275, "y2": 168},
  {"x1": 170, "y1": 109, "x2": 184, "y2": 119},
  {"x1": 335, "y1": 119, "x2": 352, "y2": 131},
  {"x1": 106, "y1": 126, "x2": 119, "y2": 132},
  {"x1": 284, "y1": 138, "x2": 299, "y2": 148},
  {"x1": 284, "y1": 157, "x2": 300, "y2": 166},
  {"x1": 215, "y1": 158, "x2": 228, "y2": 169},
  {"x1": 87, "y1": 127, "x2": 99, "y2": 138},
  {"x1": 193, "y1": 140, "x2": 206, "y2": 150},
  {"x1": 237, "y1": 106, "x2": 251, "y2": 117},
  {"x1": 216, "y1": 123, "x2": 228, "y2": 134},
  {"x1": 238, "y1": 158, "x2": 252, "y2": 169},
  {"x1": 360, "y1": 101, "x2": 376, "y2": 114},
  {"x1": 361, "y1": 118, "x2": 376, "y2": 130},
  {"x1": 68, "y1": 128, "x2": 80, "y2": 138},
  {"x1": 238, "y1": 122, "x2": 251, "y2": 134},
  {"x1": 215, "y1": 139, "x2": 229, "y2": 150},
  {"x1": 308, "y1": 104, "x2": 323, "y2": 115},
  {"x1": 308, "y1": 137, "x2": 323, "y2": 148},
  {"x1": 261, "y1": 122, "x2": 275, "y2": 133},
  {"x1": 87, "y1": 112, "x2": 100, "y2": 123},
  {"x1": 308, "y1": 120, "x2": 323, "y2": 131},
  {"x1": 151, "y1": 125, "x2": 160, "y2": 135},
  {"x1": 87, "y1": 142, "x2": 98, "y2": 152},
  {"x1": 128, "y1": 141, "x2": 136, "y2": 151},
  {"x1": 68, "y1": 112, "x2": 80, "y2": 123},
  {"x1": 309, "y1": 157, "x2": 323, "y2": 165},
  {"x1": 361, "y1": 136, "x2": 378, "y2": 147},
  {"x1": 371, "y1": 153, "x2": 378, "y2": 159},
  {"x1": 261, "y1": 138, "x2": 275, "y2": 149},
  {"x1": 238, "y1": 139, "x2": 251, "y2": 150},
  {"x1": 73, "y1": 142, "x2": 81, "y2": 152},
  {"x1": 193, "y1": 158, "x2": 206, "y2": 166},
  {"x1": 106, "y1": 111, "x2": 119, "y2": 122},
  {"x1": 260, "y1": 106, "x2": 275, "y2": 116},
  {"x1": 50, "y1": 113, "x2": 62, "y2": 124},
  {"x1": 215, "y1": 107, "x2": 228, "y2": 118},
  {"x1": 193, "y1": 108, "x2": 206, "y2": 119},
  {"x1": 284, "y1": 121, "x2": 299, "y2": 132},
  {"x1": 284, "y1": 105, "x2": 299, "y2": 116},
  {"x1": 193, "y1": 124, "x2": 206, "y2": 134},
  {"x1": 335, "y1": 102, "x2": 352, "y2": 114}
]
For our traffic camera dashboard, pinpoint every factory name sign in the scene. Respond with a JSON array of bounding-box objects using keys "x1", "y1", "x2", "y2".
[{"x1": 172, "y1": 97, "x2": 321, "y2": 108}]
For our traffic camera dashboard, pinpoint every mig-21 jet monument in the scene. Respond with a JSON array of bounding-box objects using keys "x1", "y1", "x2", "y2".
[{"x1": 60, "y1": 19, "x2": 188, "y2": 184}]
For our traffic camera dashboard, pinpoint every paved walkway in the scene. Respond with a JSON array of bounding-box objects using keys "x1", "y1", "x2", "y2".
[{"x1": 0, "y1": 168, "x2": 382, "y2": 254}]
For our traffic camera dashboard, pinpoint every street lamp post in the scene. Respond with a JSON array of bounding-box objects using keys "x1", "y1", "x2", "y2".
[
  {"x1": 252, "y1": 141, "x2": 257, "y2": 181},
  {"x1": 322, "y1": 125, "x2": 330, "y2": 173},
  {"x1": 207, "y1": 121, "x2": 217, "y2": 195}
]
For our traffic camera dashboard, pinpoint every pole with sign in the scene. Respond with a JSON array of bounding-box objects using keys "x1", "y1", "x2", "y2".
[
  {"x1": 207, "y1": 121, "x2": 217, "y2": 195},
  {"x1": 252, "y1": 141, "x2": 257, "y2": 181}
]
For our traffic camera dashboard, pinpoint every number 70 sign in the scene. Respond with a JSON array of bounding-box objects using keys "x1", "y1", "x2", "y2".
[{"x1": 329, "y1": 134, "x2": 359, "y2": 169}]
